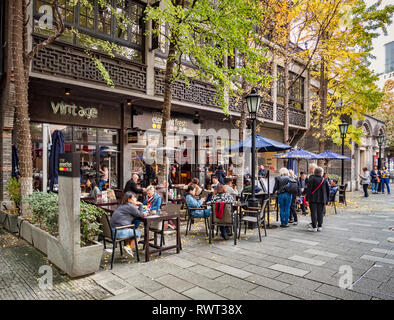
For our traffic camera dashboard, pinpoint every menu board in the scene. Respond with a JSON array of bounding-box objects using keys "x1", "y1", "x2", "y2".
[{"x1": 58, "y1": 153, "x2": 80, "y2": 178}]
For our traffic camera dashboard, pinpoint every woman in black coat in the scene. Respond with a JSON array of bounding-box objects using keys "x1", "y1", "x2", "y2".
[{"x1": 306, "y1": 166, "x2": 330, "y2": 232}]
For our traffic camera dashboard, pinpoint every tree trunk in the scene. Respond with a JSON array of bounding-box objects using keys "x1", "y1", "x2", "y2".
[
  {"x1": 11, "y1": 0, "x2": 33, "y2": 214},
  {"x1": 318, "y1": 58, "x2": 328, "y2": 166}
]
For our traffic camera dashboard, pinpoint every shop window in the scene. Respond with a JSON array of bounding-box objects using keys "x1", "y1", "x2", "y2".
[{"x1": 74, "y1": 126, "x2": 97, "y2": 143}]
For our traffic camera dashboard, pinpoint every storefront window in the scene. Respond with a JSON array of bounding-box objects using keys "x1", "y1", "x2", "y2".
[{"x1": 30, "y1": 123, "x2": 119, "y2": 191}]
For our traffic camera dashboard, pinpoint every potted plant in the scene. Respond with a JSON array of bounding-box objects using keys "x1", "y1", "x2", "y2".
[{"x1": 3, "y1": 178, "x2": 21, "y2": 233}]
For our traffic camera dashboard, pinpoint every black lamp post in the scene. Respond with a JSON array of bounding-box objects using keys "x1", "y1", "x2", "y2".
[
  {"x1": 339, "y1": 122, "x2": 349, "y2": 187},
  {"x1": 246, "y1": 88, "x2": 261, "y2": 208},
  {"x1": 377, "y1": 133, "x2": 384, "y2": 170}
]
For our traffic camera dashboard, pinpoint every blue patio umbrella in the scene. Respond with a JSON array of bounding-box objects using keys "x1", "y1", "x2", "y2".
[
  {"x1": 225, "y1": 134, "x2": 291, "y2": 153},
  {"x1": 49, "y1": 130, "x2": 65, "y2": 192},
  {"x1": 274, "y1": 148, "x2": 320, "y2": 174},
  {"x1": 317, "y1": 150, "x2": 350, "y2": 160},
  {"x1": 274, "y1": 148, "x2": 321, "y2": 160},
  {"x1": 317, "y1": 150, "x2": 351, "y2": 175}
]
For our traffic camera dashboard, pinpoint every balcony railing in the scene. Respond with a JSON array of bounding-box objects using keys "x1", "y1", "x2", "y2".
[
  {"x1": 31, "y1": 34, "x2": 147, "y2": 93},
  {"x1": 277, "y1": 106, "x2": 306, "y2": 127}
]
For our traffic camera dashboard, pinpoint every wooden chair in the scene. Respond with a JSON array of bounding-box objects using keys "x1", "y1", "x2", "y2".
[
  {"x1": 209, "y1": 202, "x2": 238, "y2": 245},
  {"x1": 238, "y1": 198, "x2": 268, "y2": 242},
  {"x1": 98, "y1": 212, "x2": 140, "y2": 269}
]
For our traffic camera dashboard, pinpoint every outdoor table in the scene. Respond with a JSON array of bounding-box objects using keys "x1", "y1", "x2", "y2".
[
  {"x1": 86, "y1": 199, "x2": 119, "y2": 207},
  {"x1": 92, "y1": 203, "x2": 181, "y2": 262},
  {"x1": 141, "y1": 213, "x2": 181, "y2": 262}
]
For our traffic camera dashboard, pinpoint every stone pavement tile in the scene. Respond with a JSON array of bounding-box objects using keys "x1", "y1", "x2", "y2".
[
  {"x1": 105, "y1": 286, "x2": 146, "y2": 300},
  {"x1": 182, "y1": 287, "x2": 227, "y2": 300},
  {"x1": 155, "y1": 274, "x2": 196, "y2": 293},
  {"x1": 165, "y1": 255, "x2": 197, "y2": 268},
  {"x1": 216, "y1": 287, "x2": 261, "y2": 300},
  {"x1": 289, "y1": 255, "x2": 326, "y2": 266},
  {"x1": 371, "y1": 248, "x2": 394, "y2": 255},
  {"x1": 304, "y1": 248, "x2": 338, "y2": 258},
  {"x1": 260, "y1": 255, "x2": 304, "y2": 268},
  {"x1": 98, "y1": 278, "x2": 131, "y2": 295},
  {"x1": 290, "y1": 238, "x2": 319, "y2": 246},
  {"x1": 352, "y1": 277, "x2": 383, "y2": 291},
  {"x1": 188, "y1": 264, "x2": 224, "y2": 279},
  {"x1": 275, "y1": 273, "x2": 322, "y2": 290},
  {"x1": 361, "y1": 255, "x2": 394, "y2": 265},
  {"x1": 136, "y1": 295, "x2": 157, "y2": 300},
  {"x1": 244, "y1": 274, "x2": 290, "y2": 291},
  {"x1": 124, "y1": 274, "x2": 165, "y2": 294},
  {"x1": 242, "y1": 264, "x2": 282, "y2": 278},
  {"x1": 150, "y1": 287, "x2": 190, "y2": 300},
  {"x1": 248, "y1": 286, "x2": 299, "y2": 300},
  {"x1": 185, "y1": 256, "x2": 223, "y2": 268},
  {"x1": 348, "y1": 237, "x2": 379, "y2": 245},
  {"x1": 316, "y1": 284, "x2": 372, "y2": 300},
  {"x1": 282, "y1": 284, "x2": 335, "y2": 300},
  {"x1": 168, "y1": 267, "x2": 229, "y2": 293},
  {"x1": 268, "y1": 264, "x2": 309, "y2": 277},
  {"x1": 215, "y1": 274, "x2": 258, "y2": 292},
  {"x1": 213, "y1": 265, "x2": 253, "y2": 279}
]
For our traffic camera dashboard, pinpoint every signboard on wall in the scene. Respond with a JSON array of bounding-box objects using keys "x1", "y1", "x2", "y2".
[
  {"x1": 127, "y1": 131, "x2": 138, "y2": 143},
  {"x1": 59, "y1": 153, "x2": 80, "y2": 178}
]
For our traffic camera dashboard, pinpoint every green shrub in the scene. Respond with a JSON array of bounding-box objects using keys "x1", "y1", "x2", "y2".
[
  {"x1": 24, "y1": 192, "x2": 104, "y2": 245},
  {"x1": 5, "y1": 177, "x2": 21, "y2": 212}
]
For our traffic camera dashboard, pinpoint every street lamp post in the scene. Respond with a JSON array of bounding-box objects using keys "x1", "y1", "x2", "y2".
[
  {"x1": 377, "y1": 133, "x2": 384, "y2": 170},
  {"x1": 338, "y1": 122, "x2": 349, "y2": 187},
  {"x1": 246, "y1": 89, "x2": 261, "y2": 208}
]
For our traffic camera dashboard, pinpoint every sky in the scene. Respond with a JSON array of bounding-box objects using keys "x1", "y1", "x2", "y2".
[{"x1": 367, "y1": 0, "x2": 394, "y2": 76}]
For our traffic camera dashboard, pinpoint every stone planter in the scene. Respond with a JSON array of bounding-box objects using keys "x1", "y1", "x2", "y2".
[
  {"x1": 3, "y1": 213, "x2": 19, "y2": 233},
  {"x1": 18, "y1": 220, "x2": 104, "y2": 278},
  {"x1": 18, "y1": 217, "x2": 33, "y2": 244},
  {"x1": 30, "y1": 223, "x2": 49, "y2": 255},
  {"x1": 0, "y1": 210, "x2": 6, "y2": 225}
]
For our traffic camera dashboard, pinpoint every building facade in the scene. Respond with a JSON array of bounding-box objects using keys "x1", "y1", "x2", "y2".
[{"x1": 0, "y1": 0, "x2": 312, "y2": 200}]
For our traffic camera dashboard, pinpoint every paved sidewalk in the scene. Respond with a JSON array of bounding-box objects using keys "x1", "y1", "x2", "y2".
[
  {"x1": 0, "y1": 228, "x2": 111, "y2": 300},
  {"x1": 1, "y1": 188, "x2": 393, "y2": 300},
  {"x1": 92, "y1": 188, "x2": 394, "y2": 300}
]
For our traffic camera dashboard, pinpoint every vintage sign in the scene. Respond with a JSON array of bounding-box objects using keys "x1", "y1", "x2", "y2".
[{"x1": 51, "y1": 101, "x2": 98, "y2": 119}]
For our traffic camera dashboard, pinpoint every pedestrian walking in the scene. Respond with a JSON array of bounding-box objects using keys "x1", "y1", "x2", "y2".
[
  {"x1": 305, "y1": 166, "x2": 330, "y2": 232},
  {"x1": 273, "y1": 168, "x2": 292, "y2": 228},
  {"x1": 359, "y1": 167, "x2": 370, "y2": 197},
  {"x1": 288, "y1": 169, "x2": 301, "y2": 225},
  {"x1": 380, "y1": 166, "x2": 391, "y2": 194},
  {"x1": 370, "y1": 166, "x2": 379, "y2": 194}
]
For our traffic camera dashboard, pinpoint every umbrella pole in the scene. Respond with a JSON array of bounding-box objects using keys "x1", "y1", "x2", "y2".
[{"x1": 108, "y1": 153, "x2": 111, "y2": 189}]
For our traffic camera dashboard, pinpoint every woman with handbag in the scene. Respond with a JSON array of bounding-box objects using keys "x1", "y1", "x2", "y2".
[
  {"x1": 305, "y1": 167, "x2": 330, "y2": 232},
  {"x1": 370, "y1": 166, "x2": 379, "y2": 194}
]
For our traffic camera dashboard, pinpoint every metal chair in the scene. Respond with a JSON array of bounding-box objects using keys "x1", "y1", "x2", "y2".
[
  {"x1": 338, "y1": 183, "x2": 347, "y2": 206},
  {"x1": 238, "y1": 198, "x2": 268, "y2": 242},
  {"x1": 185, "y1": 202, "x2": 209, "y2": 236},
  {"x1": 98, "y1": 212, "x2": 140, "y2": 269},
  {"x1": 209, "y1": 202, "x2": 238, "y2": 245},
  {"x1": 327, "y1": 189, "x2": 338, "y2": 214}
]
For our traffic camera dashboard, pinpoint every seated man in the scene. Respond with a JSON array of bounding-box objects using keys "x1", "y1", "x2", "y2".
[
  {"x1": 143, "y1": 185, "x2": 162, "y2": 214},
  {"x1": 224, "y1": 177, "x2": 238, "y2": 197},
  {"x1": 185, "y1": 185, "x2": 210, "y2": 218},
  {"x1": 329, "y1": 179, "x2": 338, "y2": 202},
  {"x1": 110, "y1": 192, "x2": 143, "y2": 258},
  {"x1": 242, "y1": 179, "x2": 262, "y2": 194},
  {"x1": 212, "y1": 184, "x2": 234, "y2": 240}
]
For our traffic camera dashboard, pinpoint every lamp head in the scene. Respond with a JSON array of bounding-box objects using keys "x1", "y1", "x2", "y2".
[{"x1": 246, "y1": 88, "x2": 261, "y2": 120}]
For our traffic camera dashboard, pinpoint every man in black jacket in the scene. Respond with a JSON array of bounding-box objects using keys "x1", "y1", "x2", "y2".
[
  {"x1": 124, "y1": 173, "x2": 145, "y2": 200},
  {"x1": 299, "y1": 172, "x2": 308, "y2": 215}
]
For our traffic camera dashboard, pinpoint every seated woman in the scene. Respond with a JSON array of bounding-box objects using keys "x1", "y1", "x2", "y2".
[
  {"x1": 86, "y1": 177, "x2": 101, "y2": 200},
  {"x1": 110, "y1": 192, "x2": 144, "y2": 257},
  {"x1": 212, "y1": 184, "x2": 234, "y2": 240},
  {"x1": 143, "y1": 185, "x2": 162, "y2": 214},
  {"x1": 185, "y1": 185, "x2": 210, "y2": 218}
]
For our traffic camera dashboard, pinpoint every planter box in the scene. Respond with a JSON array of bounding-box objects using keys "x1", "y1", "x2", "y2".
[
  {"x1": 3, "y1": 213, "x2": 19, "y2": 233},
  {"x1": 0, "y1": 210, "x2": 6, "y2": 225},
  {"x1": 18, "y1": 220, "x2": 103, "y2": 278},
  {"x1": 30, "y1": 223, "x2": 49, "y2": 255},
  {"x1": 18, "y1": 217, "x2": 33, "y2": 244}
]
